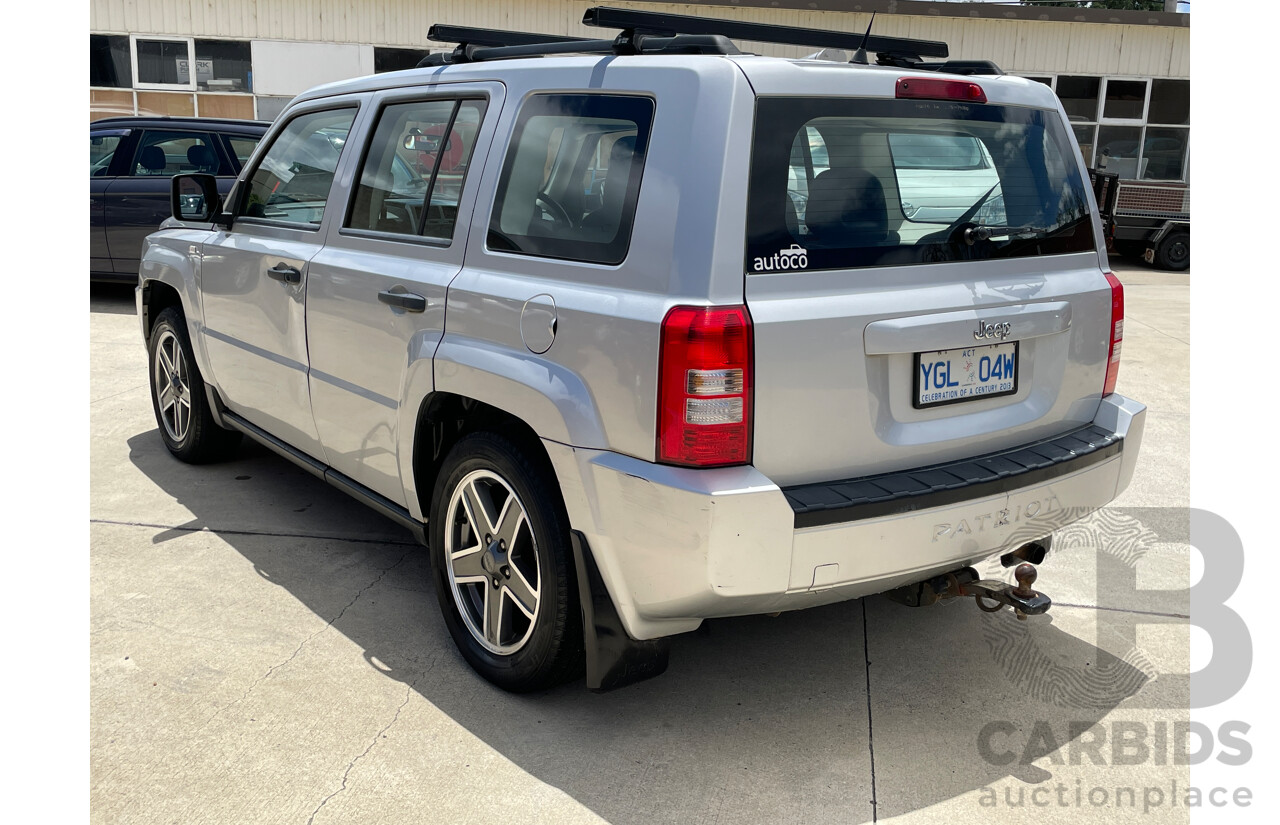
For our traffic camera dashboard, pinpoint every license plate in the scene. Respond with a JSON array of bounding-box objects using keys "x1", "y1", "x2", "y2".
[{"x1": 914, "y1": 342, "x2": 1019, "y2": 408}]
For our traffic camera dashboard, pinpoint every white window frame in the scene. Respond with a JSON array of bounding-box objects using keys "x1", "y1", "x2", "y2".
[
  {"x1": 1031, "y1": 73, "x2": 1189, "y2": 183},
  {"x1": 130, "y1": 35, "x2": 197, "y2": 91},
  {"x1": 1097, "y1": 77, "x2": 1151, "y2": 125}
]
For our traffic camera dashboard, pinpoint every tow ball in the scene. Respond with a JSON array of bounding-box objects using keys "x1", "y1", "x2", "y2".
[
  {"x1": 957, "y1": 563, "x2": 1051, "y2": 620},
  {"x1": 885, "y1": 556, "x2": 1052, "y2": 621}
]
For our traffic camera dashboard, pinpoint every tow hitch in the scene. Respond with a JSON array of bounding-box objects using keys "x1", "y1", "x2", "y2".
[{"x1": 885, "y1": 545, "x2": 1052, "y2": 620}]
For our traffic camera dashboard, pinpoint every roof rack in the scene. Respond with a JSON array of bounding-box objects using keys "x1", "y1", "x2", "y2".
[
  {"x1": 582, "y1": 6, "x2": 946, "y2": 59},
  {"x1": 418, "y1": 5, "x2": 991, "y2": 71}
]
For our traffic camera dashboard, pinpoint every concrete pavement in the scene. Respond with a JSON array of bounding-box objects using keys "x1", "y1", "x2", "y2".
[{"x1": 90, "y1": 259, "x2": 1191, "y2": 824}]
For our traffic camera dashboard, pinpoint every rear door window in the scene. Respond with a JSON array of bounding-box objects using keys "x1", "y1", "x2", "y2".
[
  {"x1": 240, "y1": 108, "x2": 357, "y2": 227},
  {"x1": 345, "y1": 97, "x2": 487, "y2": 241},
  {"x1": 224, "y1": 135, "x2": 262, "y2": 170},
  {"x1": 130, "y1": 130, "x2": 222, "y2": 177},
  {"x1": 488, "y1": 94, "x2": 654, "y2": 265},
  {"x1": 747, "y1": 97, "x2": 1094, "y2": 273}
]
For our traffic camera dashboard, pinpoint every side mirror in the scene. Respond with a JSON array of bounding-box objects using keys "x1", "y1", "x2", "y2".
[{"x1": 171, "y1": 174, "x2": 223, "y2": 223}]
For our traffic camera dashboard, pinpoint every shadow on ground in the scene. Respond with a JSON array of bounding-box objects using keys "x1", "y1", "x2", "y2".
[
  {"x1": 91, "y1": 283, "x2": 138, "y2": 315},
  {"x1": 122, "y1": 417, "x2": 1156, "y2": 824}
]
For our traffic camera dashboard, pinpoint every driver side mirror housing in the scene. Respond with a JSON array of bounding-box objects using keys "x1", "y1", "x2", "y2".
[{"x1": 171, "y1": 174, "x2": 226, "y2": 225}]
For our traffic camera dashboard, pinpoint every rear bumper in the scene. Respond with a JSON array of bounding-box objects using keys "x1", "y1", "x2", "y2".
[{"x1": 545, "y1": 393, "x2": 1146, "y2": 641}]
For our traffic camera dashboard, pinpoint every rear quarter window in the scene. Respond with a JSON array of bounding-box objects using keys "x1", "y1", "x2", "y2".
[{"x1": 487, "y1": 94, "x2": 654, "y2": 266}]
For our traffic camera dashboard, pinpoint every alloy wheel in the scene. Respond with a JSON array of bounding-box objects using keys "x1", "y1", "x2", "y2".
[
  {"x1": 444, "y1": 469, "x2": 541, "y2": 655},
  {"x1": 153, "y1": 329, "x2": 192, "y2": 443}
]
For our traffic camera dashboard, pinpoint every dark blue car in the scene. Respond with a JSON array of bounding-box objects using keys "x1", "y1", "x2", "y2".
[{"x1": 91, "y1": 116, "x2": 269, "y2": 282}]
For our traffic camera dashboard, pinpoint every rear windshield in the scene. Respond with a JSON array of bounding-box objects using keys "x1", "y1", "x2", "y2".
[{"x1": 746, "y1": 97, "x2": 1094, "y2": 273}]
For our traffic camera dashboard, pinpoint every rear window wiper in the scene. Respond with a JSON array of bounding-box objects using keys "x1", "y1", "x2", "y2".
[{"x1": 961, "y1": 224, "x2": 1045, "y2": 245}]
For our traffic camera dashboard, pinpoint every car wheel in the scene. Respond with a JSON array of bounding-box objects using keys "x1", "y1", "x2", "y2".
[
  {"x1": 1154, "y1": 230, "x2": 1189, "y2": 271},
  {"x1": 430, "y1": 431, "x2": 583, "y2": 692},
  {"x1": 148, "y1": 307, "x2": 242, "y2": 463}
]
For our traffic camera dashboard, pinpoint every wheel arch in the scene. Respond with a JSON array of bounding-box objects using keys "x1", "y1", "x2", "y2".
[
  {"x1": 407, "y1": 391, "x2": 564, "y2": 527},
  {"x1": 140, "y1": 279, "x2": 182, "y2": 343}
]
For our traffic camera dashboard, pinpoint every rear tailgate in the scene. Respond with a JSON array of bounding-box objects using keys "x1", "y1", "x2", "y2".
[
  {"x1": 738, "y1": 69, "x2": 1110, "y2": 487},
  {"x1": 746, "y1": 255, "x2": 1110, "y2": 487}
]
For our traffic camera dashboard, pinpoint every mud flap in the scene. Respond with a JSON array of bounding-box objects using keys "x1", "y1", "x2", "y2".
[{"x1": 570, "y1": 530, "x2": 670, "y2": 691}]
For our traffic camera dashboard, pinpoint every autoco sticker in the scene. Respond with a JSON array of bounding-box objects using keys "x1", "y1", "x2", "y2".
[{"x1": 754, "y1": 244, "x2": 808, "y2": 272}]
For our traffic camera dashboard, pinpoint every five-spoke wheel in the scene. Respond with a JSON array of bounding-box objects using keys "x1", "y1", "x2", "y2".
[
  {"x1": 430, "y1": 431, "x2": 583, "y2": 691},
  {"x1": 444, "y1": 469, "x2": 542, "y2": 655},
  {"x1": 153, "y1": 327, "x2": 192, "y2": 443},
  {"x1": 147, "y1": 307, "x2": 241, "y2": 463}
]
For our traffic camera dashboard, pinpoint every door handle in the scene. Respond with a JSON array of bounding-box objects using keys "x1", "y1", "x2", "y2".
[
  {"x1": 267, "y1": 262, "x2": 302, "y2": 284},
  {"x1": 378, "y1": 289, "x2": 428, "y2": 313}
]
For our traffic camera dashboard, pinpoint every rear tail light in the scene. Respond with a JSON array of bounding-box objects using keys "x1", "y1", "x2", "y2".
[
  {"x1": 896, "y1": 77, "x2": 987, "y2": 104},
  {"x1": 658, "y1": 305, "x2": 753, "y2": 467},
  {"x1": 1103, "y1": 272, "x2": 1124, "y2": 396}
]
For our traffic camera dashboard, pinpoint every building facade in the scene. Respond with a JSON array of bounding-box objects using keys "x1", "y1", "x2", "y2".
[{"x1": 89, "y1": 0, "x2": 1190, "y2": 181}]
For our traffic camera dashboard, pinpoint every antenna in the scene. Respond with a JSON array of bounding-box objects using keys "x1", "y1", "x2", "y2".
[{"x1": 850, "y1": 13, "x2": 876, "y2": 65}]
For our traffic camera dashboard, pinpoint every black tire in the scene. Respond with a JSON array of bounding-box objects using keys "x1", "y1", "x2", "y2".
[
  {"x1": 429, "y1": 431, "x2": 583, "y2": 692},
  {"x1": 147, "y1": 307, "x2": 242, "y2": 463},
  {"x1": 1153, "y1": 230, "x2": 1190, "y2": 271}
]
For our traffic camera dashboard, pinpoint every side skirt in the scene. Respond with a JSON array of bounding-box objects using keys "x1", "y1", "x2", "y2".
[{"x1": 219, "y1": 408, "x2": 428, "y2": 546}]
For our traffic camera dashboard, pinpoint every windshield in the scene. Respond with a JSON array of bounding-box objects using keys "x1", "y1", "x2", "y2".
[{"x1": 747, "y1": 97, "x2": 1094, "y2": 273}]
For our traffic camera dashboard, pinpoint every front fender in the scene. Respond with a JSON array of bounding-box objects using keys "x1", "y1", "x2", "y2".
[{"x1": 139, "y1": 228, "x2": 216, "y2": 381}]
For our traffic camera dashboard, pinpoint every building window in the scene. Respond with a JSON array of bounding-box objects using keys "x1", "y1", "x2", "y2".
[
  {"x1": 134, "y1": 36, "x2": 194, "y2": 88},
  {"x1": 127, "y1": 36, "x2": 253, "y2": 94},
  {"x1": 1142, "y1": 79, "x2": 1189, "y2": 181},
  {"x1": 1055, "y1": 76, "x2": 1101, "y2": 167},
  {"x1": 1051, "y1": 75, "x2": 1188, "y2": 181},
  {"x1": 374, "y1": 48, "x2": 431, "y2": 73},
  {"x1": 1055, "y1": 76, "x2": 1100, "y2": 122},
  {"x1": 1102, "y1": 78, "x2": 1147, "y2": 121},
  {"x1": 1148, "y1": 79, "x2": 1189, "y2": 125},
  {"x1": 195, "y1": 40, "x2": 253, "y2": 92},
  {"x1": 90, "y1": 34, "x2": 131, "y2": 88}
]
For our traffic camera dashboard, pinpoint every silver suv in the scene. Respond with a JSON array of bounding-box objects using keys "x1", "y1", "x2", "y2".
[{"x1": 137, "y1": 8, "x2": 1145, "y2": 692}]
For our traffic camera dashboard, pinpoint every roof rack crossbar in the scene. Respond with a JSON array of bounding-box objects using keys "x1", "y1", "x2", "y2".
[
  {"x1": 419, "y1": 25, "x2": 604, "y2": 66},
  {"x1": 420, "y1": 25, "x2": 740, "y2": 65},
  {"x1": 582, "y1": 6, "x2": 948, "y2": 59},
  {"x1": 427, "y1": 25, "x2": 594, "y2": 48}
]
